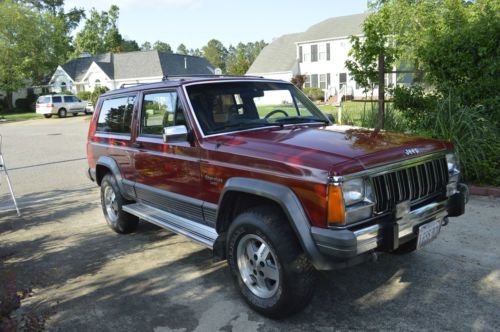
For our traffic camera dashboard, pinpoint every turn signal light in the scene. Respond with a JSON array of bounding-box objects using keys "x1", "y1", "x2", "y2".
[{"x1": 327, "y1": 184, "x2": 345, "y2": 225}]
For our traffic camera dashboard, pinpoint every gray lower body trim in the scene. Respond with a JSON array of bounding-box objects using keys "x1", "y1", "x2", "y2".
[{"x1": 123, "y1": 203, "x2": 218, "y2": 248}]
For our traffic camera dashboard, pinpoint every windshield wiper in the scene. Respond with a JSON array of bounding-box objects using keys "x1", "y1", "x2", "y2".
[{"x1": 274, "y1": 117, "x2": 328, "y2": 125}]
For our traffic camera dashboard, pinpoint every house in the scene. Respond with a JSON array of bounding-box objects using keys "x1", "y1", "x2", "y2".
[
  {"x1": 49, "y1": 50, "x2": 215, "y2": 94},
  {"x1": 247, "y1": 13, "x2": 401, "y2": 103}
]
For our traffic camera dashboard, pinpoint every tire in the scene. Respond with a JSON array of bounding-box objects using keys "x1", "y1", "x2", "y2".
[
  {"x1": 58, "y1": 108, "x2": 67, "y2": 118},
  {"x1": 227, "y1": 205, "x2": 315, "y2": 318},
  {"x1": 84, "y1": 110, "x2": 91, "y2": 115},
  {"x1": 100, "y1": 174, "x2": 139, "y2": 234},
  {"x1": 43, "y1": 114, "x2": 52, "y2": 118},
  {"x1": 72, "y1": 112, "x2": 78, "y2": 116},
  {"x1": 391, "y1": 238, "x2": 418, "y2": 255}
]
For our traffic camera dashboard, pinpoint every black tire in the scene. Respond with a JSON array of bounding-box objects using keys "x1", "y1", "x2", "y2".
[
  {"x1": 72, "y1": 112, "x2": 78, "y2": 116},
  {"x1": 43, "y1": 114, "x2": 52, "y2": 118},
  {"x1": 227, "y1": 205, "x2": 315, "y2": 318},
  {"x1": 58, "y1": 108, "x2": 67, "y2": 118},
  {"x1": 84, "y1": 110, "x2": 91, "y2": 115},
  {"x1": 100, "y1": 174, "x2": 139, "y2": 234},
  {"x1": 391, "y1": 238, "x2": 418, "y2": 254}
]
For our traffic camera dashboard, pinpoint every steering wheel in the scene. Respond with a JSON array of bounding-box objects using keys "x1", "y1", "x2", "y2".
[{"x1": 264, "y1": 109, "x2": 289, "y2": 119}]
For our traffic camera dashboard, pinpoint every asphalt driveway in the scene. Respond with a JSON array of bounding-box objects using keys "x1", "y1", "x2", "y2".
[{"x1": 0, "y1": 116, "x2": 499, "y2": 331}]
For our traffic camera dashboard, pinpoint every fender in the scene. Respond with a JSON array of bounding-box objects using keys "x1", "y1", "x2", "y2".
[
  {"x1": 217, "y1": 177, "x2": 333, "y2": 270},
  {"x1": 95, "y1": 156, "x2": 135, "y2": 199}
]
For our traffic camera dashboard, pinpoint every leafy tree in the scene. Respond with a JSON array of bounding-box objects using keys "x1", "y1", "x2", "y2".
[
  {"x1": 176, "y1": 43, "x2": 188, "y2": 55},
  {"x1": 74, "y1": 5, "x2": 124, "y2": 55},
  {"x1": 202, "y1": 39, "x2": 228, "y2": 72},
  {"x1": 120, "y1": 39, "x2": 140, "y2": 52},
  {"x1": 226, "y1": 43, "x2": 250, "y2": 75},
  {"x1": 190, "y1": 48, "x2": 203, "y2": 57},
  {"x1": 141, "y1": 41, "x2": 152, "y2": 51},
  {"x1": 153, "y1": 41, "x2": 173, "y2": 53}
]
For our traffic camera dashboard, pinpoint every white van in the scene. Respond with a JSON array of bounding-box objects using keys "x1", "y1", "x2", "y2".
[{"x1": 36, "y1": 95, "x2": 90, "y2": 118}]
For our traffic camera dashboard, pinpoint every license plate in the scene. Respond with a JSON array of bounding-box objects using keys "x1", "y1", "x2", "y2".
[{"x1": 416, "y1": 220, "x2": 442, "y2": 249}]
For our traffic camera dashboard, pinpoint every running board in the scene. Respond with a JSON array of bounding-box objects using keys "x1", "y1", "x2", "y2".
[{"x1": 123, "y1": 203, "x2": 218, "y2": 249}]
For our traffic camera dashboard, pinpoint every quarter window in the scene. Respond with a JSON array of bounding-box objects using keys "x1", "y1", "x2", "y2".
[
  {"x1": 52, "y1": 96, "x2": 62, "y2": 103},
  {"x1": 97, "y1": 96, "x2": 135, "y2": 134},
  {"x1": 141, "y1": 91, "x2": 186, "y2": 136}
]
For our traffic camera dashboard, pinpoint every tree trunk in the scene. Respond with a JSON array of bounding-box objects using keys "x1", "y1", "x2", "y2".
[{"x1": 377, "y1": 52, "x2": 385, "y2": 130}]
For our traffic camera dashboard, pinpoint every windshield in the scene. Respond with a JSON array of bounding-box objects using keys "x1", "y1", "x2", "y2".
[{"x1": 186, "y1": 81, "x2": 328, "y2": 135}]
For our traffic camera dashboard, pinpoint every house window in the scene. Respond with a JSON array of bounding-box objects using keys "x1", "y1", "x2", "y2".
[
  {"x1": 303, "y1": 52, "x2": 310, "y2": 62},
  {"x1": 339, "y1": 73, "x2": 347, "y2": 90},
  {"x1": 311, "y1": 74, "x2": 318, "y2": 88},
  {"x1": 326, "y1": 43, "x2": 331, "y2": 61},
  {"x1": 319, "y1": 74, "x2": 327, "y2": 89},
  {"x1": 304, "y1": 75, "x2": 311, "y2": 88},
  {"x1": 95, "y1": 79, "x2": 101, "y2": 88},
  {"x1": 311, "y1": 45, "x2": 318, "y2": 62},
  {"x1": 327, "y1": 73, "x2": 331, "y2": 87},
  {"x1": 299, "y1": 46, "x2": 303, "y2": 63},
  {"x1": 60, "y1": 82, "x2": 67, "y2": 92}
]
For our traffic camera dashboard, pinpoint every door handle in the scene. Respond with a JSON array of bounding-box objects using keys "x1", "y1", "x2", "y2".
[{"x1": 132, "y1": 142, "x2": 143, "y2": 149}]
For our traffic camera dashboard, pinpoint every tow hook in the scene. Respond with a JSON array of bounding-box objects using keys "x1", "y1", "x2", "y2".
[{"x1": 442, "y1": 216, "x2": 449, "y2": 226}]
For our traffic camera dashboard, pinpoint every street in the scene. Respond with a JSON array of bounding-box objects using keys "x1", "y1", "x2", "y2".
[{"x1": 0, "y1": 116, "x2": 499, "y2": 331}]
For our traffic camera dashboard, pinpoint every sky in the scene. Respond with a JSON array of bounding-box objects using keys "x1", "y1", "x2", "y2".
[{"x1": 65, "y1": 0, "x2": 368, "y2": 50}]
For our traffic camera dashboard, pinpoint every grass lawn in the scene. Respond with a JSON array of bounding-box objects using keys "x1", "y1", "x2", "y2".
[{"x1": 0, "y1": 111, "x2": 43, "y2": 122}]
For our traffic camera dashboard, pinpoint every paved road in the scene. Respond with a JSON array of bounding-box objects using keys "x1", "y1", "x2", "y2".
[{"x1": 0, "y1": 117, "x2": 499, "y2": 331}]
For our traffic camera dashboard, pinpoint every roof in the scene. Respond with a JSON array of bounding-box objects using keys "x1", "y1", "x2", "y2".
[
  {"x1": 59, "y1": 50, "x2": 214, "y2": 82},
  {"x1": 246, "y1": 13, "x2": 368, "y2": 75},
  {"x1": 297, "y1": 13, "x2": 368, "y2": 43},
  {"x1": 246, "y1": 33, "x2": 302, "y2": 74}
]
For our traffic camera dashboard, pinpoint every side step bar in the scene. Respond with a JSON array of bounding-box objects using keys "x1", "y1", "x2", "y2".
[{"x1": 123, "y1": 203, "x2": 218, "y2": 249}]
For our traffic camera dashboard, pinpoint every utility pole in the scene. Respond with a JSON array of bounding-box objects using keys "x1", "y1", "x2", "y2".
[{"x1": 377, "y1": 52, "x2": 385, "y2": 130}]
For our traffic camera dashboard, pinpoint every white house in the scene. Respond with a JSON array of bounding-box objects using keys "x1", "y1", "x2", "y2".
[
  {"x1": 247, "y1": 13, "x2": 404, "y2": 103},
  {"x1": 49, "y1": 50, "x2": 215, "y2": 94}
]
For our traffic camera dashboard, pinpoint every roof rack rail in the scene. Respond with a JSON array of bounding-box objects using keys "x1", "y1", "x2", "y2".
[{"x1": 161, "y1": 74, "x2": 263, "y2": 81}]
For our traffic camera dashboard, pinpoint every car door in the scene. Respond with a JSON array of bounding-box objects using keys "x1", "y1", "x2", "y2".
[{"x1": 132, "y1": 89, "x2": 204, "y2": 223}]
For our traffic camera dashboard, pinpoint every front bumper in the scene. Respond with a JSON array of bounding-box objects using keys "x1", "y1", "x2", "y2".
[{"x1": 311, "y1": 184, "x2": 468, "y2": 266}]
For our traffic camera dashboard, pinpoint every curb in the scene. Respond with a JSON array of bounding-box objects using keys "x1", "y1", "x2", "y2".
[{"x1": 469, "y1": 185, "x2": 500, "y2": 197}]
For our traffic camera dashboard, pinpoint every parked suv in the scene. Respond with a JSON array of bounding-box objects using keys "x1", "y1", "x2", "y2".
[
  {"x1": 86, "y1": 76, "x2": 468, "y2": 318},
  {"x1": 36, "y1": 94, "x2": 89, "y2": 118}
]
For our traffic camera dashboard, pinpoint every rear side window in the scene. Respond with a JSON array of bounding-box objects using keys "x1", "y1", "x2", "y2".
[
  {"x1": 37, "y1": 96, "x2": 50, "y2": 104},
  {"x1": 64, "y1": 96, "x2": 77, "y2": 103},
  {"x1": 97, "y1": 96, "x2": 136, "y2": 134},
  {"x1": 52, "y1": 96, "x2": 62, "y2": 103}
]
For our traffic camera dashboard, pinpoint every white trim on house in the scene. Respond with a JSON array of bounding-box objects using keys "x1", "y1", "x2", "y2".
[
  {"x1": 295, "y1": 34, "x2": 364, "y2": 45},
  {"x1": 81, "y1": 62, "x2": 112, "y2": 82},
  {"x1": 49, "y1": 65, "x2": 74, "y2": 84}
]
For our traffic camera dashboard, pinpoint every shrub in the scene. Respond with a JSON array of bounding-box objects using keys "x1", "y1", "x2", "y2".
[
  {"x1": 392, "y1": 85, "x2": 437, "y2": 131},
  {"x1": 90, "y1": 86, "x2": 109, "y2": 106},
  {"x1": 303, "y1": 87, "x2": 324, "y2": 101},
  {"x1": 14, "y1": 98, "x2": 30, "y2": 111},
  {"x1": 76, "y1": 91, "x2": 92, "y2": 101}
]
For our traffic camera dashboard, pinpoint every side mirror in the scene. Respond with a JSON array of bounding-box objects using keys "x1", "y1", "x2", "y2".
[{"x1": 163, "y1": 125, "x2": 188, "y2": 143}]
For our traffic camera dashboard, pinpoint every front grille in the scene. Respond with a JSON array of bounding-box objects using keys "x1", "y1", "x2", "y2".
[{"x1": 371, "y1": 157, "x2": 449, "y2": 213}]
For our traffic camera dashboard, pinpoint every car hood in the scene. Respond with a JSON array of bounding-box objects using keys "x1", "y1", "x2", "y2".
[{"x1": 205, "y1": 124, "x2": 451, "y2": 177}]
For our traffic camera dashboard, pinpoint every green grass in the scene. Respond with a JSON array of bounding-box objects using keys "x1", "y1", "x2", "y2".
[{"x1": 0, "y1": 111, "x2": 43, "y2": 122}]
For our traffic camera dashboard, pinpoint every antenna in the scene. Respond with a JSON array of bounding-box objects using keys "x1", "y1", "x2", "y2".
[{"x1": 0, "y1": 135, "x2": 21, "y2": 216}]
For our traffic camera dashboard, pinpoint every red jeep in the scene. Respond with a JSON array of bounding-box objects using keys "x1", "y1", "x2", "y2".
[{"x1": 87, "y1": 76, "x2": 468, "y2": 318}]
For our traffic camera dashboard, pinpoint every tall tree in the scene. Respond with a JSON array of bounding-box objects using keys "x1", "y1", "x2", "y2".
[
  {"x1": 74, "y1": 5, "x2": 124, "y2": 55},
  {"x1": 202, "y1": 39, "x2": 228, "y2": 72},
  {"x1": 177, "y1": 43, "x2": 188, "y2": 55},
  {"x1": 141, "y1": 41, "x2": 152, "y2": 51},
  {"x1": 153, "y1": 41, "x2": 173, "y2": 53},
  {"x1": 120, "y1": 39, "x2": 140, "y2": 52}
]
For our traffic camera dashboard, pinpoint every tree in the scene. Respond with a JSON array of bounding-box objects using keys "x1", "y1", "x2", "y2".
[
  {"x1": 153, "y1": 41, "x2": 173, "y2": 53},
  {"x1": 120, "y1": 39, "x2": 140, "y2": 52},
  {"x1": 225, "y1": 41, "x2": 268, "y2": 75},
  {"x1": 141, "y1": 41, "x2": 152, "y2": 51},
  {"x1": 202, "y1": 39, "x2": 228, "y2": 72},
  {"x1": 190, "y1": 48, "x2": 203, "y2": 57},
  {"x1": 74, "y1": 5, "x2": 124, "y2": 55},
  {"x1": 177, "y1": 43, "x2": 188, "y2": 55}
]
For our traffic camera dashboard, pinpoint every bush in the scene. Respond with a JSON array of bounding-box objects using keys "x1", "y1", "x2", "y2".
[
  {"x1": 392, "y1": 85, "x2": 437, "y2": 131},
  {"x1": 76, "y1": 91, "x2": 92, "y2": 101},
  {"x1": 303, "y1": 87, "x2": 324, "y2": 101},
  {"x1": 14, "y1": 98, "x2": 30, "y2": 111},
  {"x1": 90, "y1": 86, "x2": 109, "y2": 106}
]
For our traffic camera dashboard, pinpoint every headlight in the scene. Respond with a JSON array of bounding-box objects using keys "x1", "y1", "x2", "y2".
[
  {"x1": 446, "y1": 153, "x2": 460, "y2": 175},
  {"x1": 342, "y1": 179, "x2": 365, "y2": 205},
  {"x1": 328, "y1": 178, "x2": 376, "y2": 226}
]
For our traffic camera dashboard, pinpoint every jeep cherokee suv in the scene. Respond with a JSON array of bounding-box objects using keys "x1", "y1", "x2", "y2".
[{"x1": 86, "y1": 76, "x2": 468, "y2": 318}]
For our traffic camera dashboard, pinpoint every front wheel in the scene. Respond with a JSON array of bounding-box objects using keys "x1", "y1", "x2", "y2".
[
  {"x1": 227, "y1": 206, "x2": 315, "y2": 318},
  {"x1": 100, "y1": 174, "x2": 138, "y2": 234}
]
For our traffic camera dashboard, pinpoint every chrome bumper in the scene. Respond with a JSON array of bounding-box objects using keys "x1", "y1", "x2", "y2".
[{"x1": 354, "y1": 200, "x2": 448, "y2": 254}]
